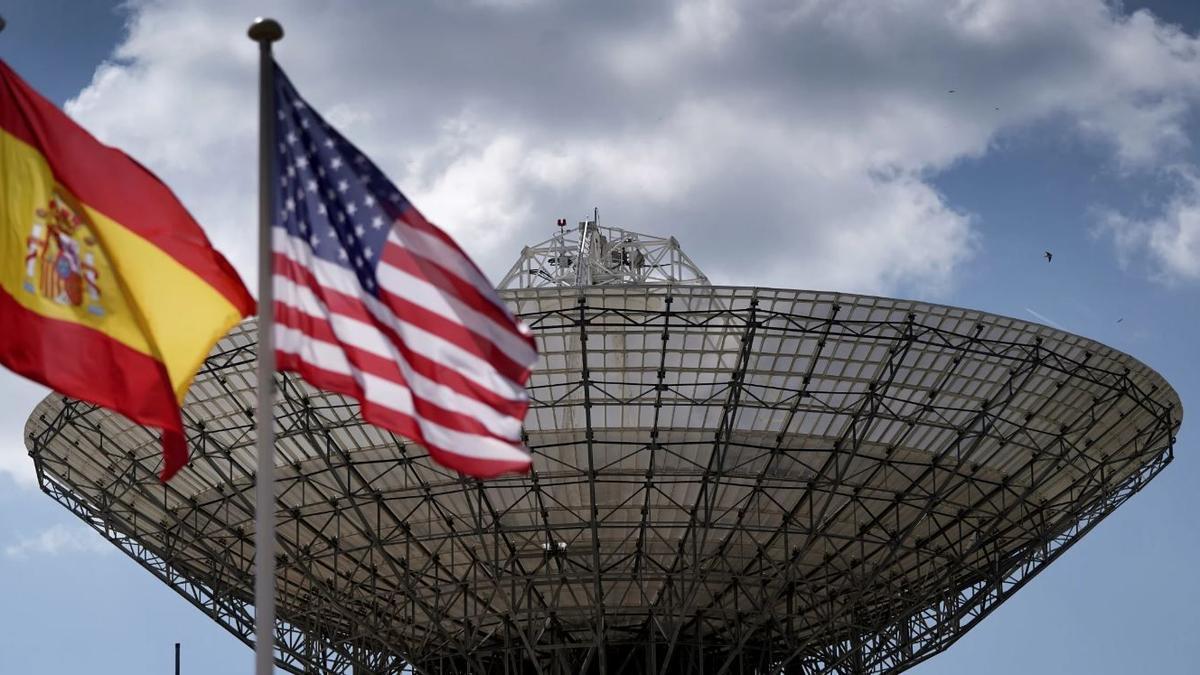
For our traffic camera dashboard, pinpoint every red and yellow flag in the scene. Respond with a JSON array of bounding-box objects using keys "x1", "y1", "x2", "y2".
[{"x1": 0, "y1": 60, "x2": 254, "y2": 480}]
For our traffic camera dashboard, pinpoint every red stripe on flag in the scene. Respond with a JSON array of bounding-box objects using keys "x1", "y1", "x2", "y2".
[
  {"x1": 273, "y1": 254, "x2": 529, "y2": 408},
  {"x1": 275, "y1": 350, "x2": 531, "y2": 478},
  {"x1": 387, "y1": 205, "x2": 502, "y2": 299},
  {"x1": 0, "y1": 285, "x2": 186, "y2": 478},
  {"x1": 379, "y1": 238, "x2": 536, "y2": 354},
  {"x1": 274, "y1": 301, "x2": 524, "y2": 443},
  {"x1": 275, "y1": 250, "x2": 529, "y2": 383}
]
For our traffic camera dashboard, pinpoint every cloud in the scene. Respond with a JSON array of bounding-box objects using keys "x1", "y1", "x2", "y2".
[
  {"x1": 1095, "y1": 167, "x2": 1200, "y2": 284},
  {"x1": 59, "y1": 0, "x2": 1200, "y2": 297},
  {"x1": 4, "y1": 523, "x2": 112, "y2": 559}
]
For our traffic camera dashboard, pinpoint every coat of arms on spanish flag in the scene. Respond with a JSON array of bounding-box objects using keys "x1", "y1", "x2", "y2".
[
  {"x1": 26, "y1": 192, "x2": 105, "y2": 313},
  {"x1": 0, "y1": 60, "x2": 255, "y2": 480}
]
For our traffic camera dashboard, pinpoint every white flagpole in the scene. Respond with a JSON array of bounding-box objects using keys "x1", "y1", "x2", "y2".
[{"x1": 248, "y1": 17, "x2": 283, "y2": 675}]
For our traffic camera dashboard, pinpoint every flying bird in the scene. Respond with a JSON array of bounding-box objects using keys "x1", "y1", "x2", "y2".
[
  {"x1": 948, "y1": 89, "x2": 956, "y2": 93},
  {"x1": 1044, "y1": 251, "x2": 1053, "y2": 263},
  {"x1": 1116, "y1": 318, "x2": 1124, "y2": 324}
]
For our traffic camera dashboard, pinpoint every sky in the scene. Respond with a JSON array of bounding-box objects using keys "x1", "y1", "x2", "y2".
[{"x1": 0, "y1": 0, "x2": 1198, "y2": 672}]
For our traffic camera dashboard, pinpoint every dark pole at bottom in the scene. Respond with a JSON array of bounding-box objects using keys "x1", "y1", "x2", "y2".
[{"x1": 174, "y1": 642, "x2": 180, "y2": 675}]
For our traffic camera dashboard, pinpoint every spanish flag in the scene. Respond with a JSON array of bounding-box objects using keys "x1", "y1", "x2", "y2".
[{"x1": 0, "y1": 60, "x2": 254, "y2": 480}]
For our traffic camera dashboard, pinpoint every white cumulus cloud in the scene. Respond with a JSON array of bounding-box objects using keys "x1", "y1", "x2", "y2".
[
  {"x1": 59, "y1": 0, "x2": 1200, "y2": 295},
  {"x1": 4, "y1": 523, "x2": 112, "y2": 559},
  {"x1": 1096, "y1": 166, "x2": 1200, "y2": 284}
]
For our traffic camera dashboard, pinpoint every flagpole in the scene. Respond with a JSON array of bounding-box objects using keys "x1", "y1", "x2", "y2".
[{"x1": 248, "y1": 16, "x2": 283, "y2": 675}]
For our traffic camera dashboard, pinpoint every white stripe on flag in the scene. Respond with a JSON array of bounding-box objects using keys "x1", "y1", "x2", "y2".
[
  {"x1": 381, "y1": 231, "x2": 536, "y2": 365},
  {"x1": 275, "y1": 324, "x2": 530, "y2": 463},
  {"x1": 275, "y1": 275, "x2": 523, "y2": 440},
  {"x1": 273, "y1": 229, "x2": 529, "y2": 402},
  {"x1": 389, "y1": 219, "x2": 516, "y2": 318}
]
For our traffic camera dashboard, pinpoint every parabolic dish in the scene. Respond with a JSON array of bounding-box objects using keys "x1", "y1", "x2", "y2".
[{"x1": 26, "y1": 224, "x2": 1182, "y2": 675}]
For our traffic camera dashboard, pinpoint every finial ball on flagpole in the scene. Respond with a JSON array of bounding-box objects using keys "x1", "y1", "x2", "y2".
[{"x1": 247, "y1": 17, "x2": 283, "y2": 43}]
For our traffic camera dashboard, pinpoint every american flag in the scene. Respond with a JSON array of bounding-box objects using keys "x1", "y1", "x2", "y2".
[{"x1": 270, "y1": 63, "x2": 538, "y2": 478}]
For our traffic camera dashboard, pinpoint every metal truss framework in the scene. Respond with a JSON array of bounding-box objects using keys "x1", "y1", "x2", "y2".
[
  {"x1": 498, "y1": 221, "x2": 709, "y2": 290},
  {"x1": 27, "y1": 286, "x2": 1181, "y2": 675}
]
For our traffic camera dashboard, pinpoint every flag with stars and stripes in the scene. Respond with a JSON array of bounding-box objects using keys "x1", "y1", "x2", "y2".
[{"x1": 270, "y1": 62, "x2": 537, "y2": 478}]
